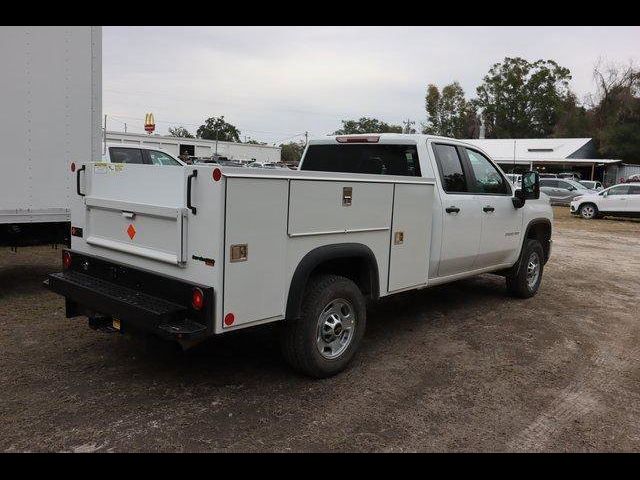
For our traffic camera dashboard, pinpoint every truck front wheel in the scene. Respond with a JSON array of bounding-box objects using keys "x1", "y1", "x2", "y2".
[
  {"x1": 281, "y1": 274, "x2": 367, "y2": 378},
  {"x1": 506, "y1": 239, "x2": 544, "y2": 299}
]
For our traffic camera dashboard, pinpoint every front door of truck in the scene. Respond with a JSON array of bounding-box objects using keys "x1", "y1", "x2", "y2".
[
  {"x1": 462, "y1": 148, "x2": 523, "y2": 269},
  {"x1": 432, "y1": 143, "x2": 482, "y2": 277}
]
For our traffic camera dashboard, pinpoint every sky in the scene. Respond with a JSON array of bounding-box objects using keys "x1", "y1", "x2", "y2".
[{"x1": 103, "y1": 26, "x2": 640, "y2": 144}]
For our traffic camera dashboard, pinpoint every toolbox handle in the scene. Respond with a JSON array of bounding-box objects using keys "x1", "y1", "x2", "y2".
[
  {"x1": 76, "y1": 165, "x2": 86, "y2": 197},
  {"x1": 187, "y1": 169, "x2": 198, "y2": 215}
]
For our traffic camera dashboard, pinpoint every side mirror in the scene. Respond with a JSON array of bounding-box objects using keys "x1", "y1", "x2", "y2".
[
  {"x1": 512, "y1": 188, "x2": 525, "y2": 209},
  {"x1": 513, "y1": 171, "x2": 539, "y2": 208},
  {"x1": 522, "y1": 171, "x2": 540, "y2": 200}
]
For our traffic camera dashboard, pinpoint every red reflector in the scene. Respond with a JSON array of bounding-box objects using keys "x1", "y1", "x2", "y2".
[
  {"x1": 62, "y1": 251, "x2": 72, "y2": 270},
  {"x1": 212, "y1": 168, "x2": 222, "y2": 182},
  {"x1": 335, "y1": 135, "x2": 380, "y2": 144},
  {"x1": 191, "y1": 288, "x2": 204, "y2": 311},
  {"x1": 224, "y1": 313, "x2": 235, "y2": 326},
  {"x1": 70, "y1": 162, "x2": 76, "y2": 172}
]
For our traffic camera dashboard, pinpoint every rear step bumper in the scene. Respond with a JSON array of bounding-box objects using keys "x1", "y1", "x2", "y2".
[{"x1": 45, "y1": 270, "x2": 207, "y2": 340}]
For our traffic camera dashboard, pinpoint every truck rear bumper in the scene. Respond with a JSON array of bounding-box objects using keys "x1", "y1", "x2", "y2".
[{"x1": 44, "y1": 250, "x2": 214, "y2": 344}]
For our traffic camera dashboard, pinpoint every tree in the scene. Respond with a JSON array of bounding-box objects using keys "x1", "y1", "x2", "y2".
[
  {"x1": 474, "y1": 57, "x2": 573, "y2": 138},
  {"x1": 333, "y1": 117, "x2": 403, "y2": 135},
  {"x1": 422, "y1": 82, "x2": 478, "y2": 138},
  {"x1": 167, "y1": 126, "x2": 194, "y2": 138},
  {"x1": 588, "y1": 62, "x2": 640, "y2": 162},
  {"x1": 280, "y1": 141, "x2": 305, "y2": 165},
  {"x1": 196, "y1": 116, "x2": 241, "y2": 142},
  {"x1": 245, "y1": 139, "x2": 267, "y2": 145}
]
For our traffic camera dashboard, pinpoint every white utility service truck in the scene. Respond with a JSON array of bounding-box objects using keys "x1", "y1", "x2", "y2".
[
  {"x1": 0, "y1": 26, "x2": 102, "y2": 248},
  {"x1": 46, "y1": 134, "x2": 553, "y2": 377}
]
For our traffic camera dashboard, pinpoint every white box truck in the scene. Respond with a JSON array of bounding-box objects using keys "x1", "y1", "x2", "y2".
[
  {"x1": 0, "y1": 26, "x2": 102, "y2": 248},
  {"x1": 45, "y1": 134, "x2": 553, "y2": 378}
]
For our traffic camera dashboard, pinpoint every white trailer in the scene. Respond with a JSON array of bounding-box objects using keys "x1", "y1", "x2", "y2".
[
  {"x1": 0, "y1": 26, "x2": 101, "y2": 248},
  {"x1": 46, "y1": 134, "x2": 553, "y2": 377}
]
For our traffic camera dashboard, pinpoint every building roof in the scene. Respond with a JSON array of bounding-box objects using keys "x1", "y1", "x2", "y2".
[
  {"x1": 464, "y1": 138, "x2": 593, "y2": 161},
  {"x1": 106, "y1": 131, "x2": 281, "y2": 151}
]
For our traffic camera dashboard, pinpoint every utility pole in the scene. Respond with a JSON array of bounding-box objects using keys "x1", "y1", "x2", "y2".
[
  {"x1": 103, "y1": 114, "x2": 107, "y2": 155},
  {"x1": 402, "y1": 119, "x2": 415, "y2": 134},
  {"x1": 305, "y1": 131, "x2": 308, "y2": 146},
  {"x1": 124, "y1": 122, "x2": 127, "y2": 133}
]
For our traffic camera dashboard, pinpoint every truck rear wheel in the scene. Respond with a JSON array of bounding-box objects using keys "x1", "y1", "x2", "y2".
[
  {"x1": 280, "y1": 274, "x2": 366, "y2": 378},
  {"x1": 506, "y1": 239, "x2": 544, "y2": 299}
]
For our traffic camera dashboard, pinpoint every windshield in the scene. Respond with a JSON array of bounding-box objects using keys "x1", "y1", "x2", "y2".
[{"x1": 565, "y1": 179, "x2": 589, "y2": 190}]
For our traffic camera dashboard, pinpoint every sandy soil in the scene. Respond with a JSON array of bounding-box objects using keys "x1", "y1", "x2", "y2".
[{"x1": 1, "y1": 207, "x2": 639, "y2": 452}]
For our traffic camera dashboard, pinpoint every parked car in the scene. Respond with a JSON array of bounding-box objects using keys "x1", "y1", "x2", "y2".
[
  {"x1": 538, "y1": 173, "x2": 558, "y2": 179},
  {"x1": 102, "y1": 143, "x2": 185, "y2": 166},
  {"x1": 579, "y1": 180, "x2": 604, "y2": 191},
  {"x1": 505, "y1": 173, "x2": 522, "y2": 187},
  {"x1": 570, "y1": 183, "x2": 640, "y2": 219},
  {"x1": 247, "y1": 161, "x2": 288, "y2": 169},
  {"x1": 540, "y1": 178, "x2": 593, "y2": 205},
  {"x1": 558, "y1": 172, "x2": 582, "y2": 181},
  {"x1": 46, "y1": 134, "x2": 552, "y2": 378}
]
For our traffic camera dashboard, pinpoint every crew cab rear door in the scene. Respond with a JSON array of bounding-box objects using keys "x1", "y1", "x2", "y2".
[{"x1": 431, "y1": 143, "x2": 482, "y2": 277}]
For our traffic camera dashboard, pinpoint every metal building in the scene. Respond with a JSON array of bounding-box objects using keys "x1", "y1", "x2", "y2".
[{"x1": 105, "y1": 131, "x2": 282, "y2": 163}]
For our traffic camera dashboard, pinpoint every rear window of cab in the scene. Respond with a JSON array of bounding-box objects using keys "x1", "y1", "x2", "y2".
[{"x1": 301, "y1": 144, "x2": 421, "y2": 177}]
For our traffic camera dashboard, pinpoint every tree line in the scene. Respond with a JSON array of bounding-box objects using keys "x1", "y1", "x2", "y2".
[
  {"x1": 335, "y1": 58, "x2": 640, "y2": 163},
  {"x1": 168, "y1": 57, "x2": 640, "y2": 164}
]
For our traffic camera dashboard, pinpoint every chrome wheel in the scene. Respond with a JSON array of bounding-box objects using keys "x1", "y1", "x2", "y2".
[
  {"x1": 526, "y1": 252, "x2": 540, "y2": 290},
  {"x1": 316, "y1": 298, "x2": 355, "y2": 360},
  {"x1": 581, "y1": 204, "x2": 595, "y2": 219}
]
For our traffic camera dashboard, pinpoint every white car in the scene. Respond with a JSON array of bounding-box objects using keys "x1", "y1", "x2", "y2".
[
  {"x1": 505, "y1": 173, "x2": 522, "y2": 187},
  {"x1": 570, "y1": 183, "x2": 640, "y2": 219},
  {"x1": 102, "y1": 143, "x2": 186, "y2": 166}
]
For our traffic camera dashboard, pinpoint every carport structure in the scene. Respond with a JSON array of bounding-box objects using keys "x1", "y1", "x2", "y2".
[{"x1": 464, "y1": 138, "x2": 622, "y2": 183}]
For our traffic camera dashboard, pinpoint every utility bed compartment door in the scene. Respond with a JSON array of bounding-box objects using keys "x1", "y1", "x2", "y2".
[
  {"x1": 288, "y1": 180, "x2": 393, "y2": 236},
  {"x1": 82, "y1": 163, "x2": 187, "y2": 266},
  {"x1": 388, "y1": 184, "x2": 432, "y2": 292},
  {"x1": 85, "y1": 197, "x2": 187, "y2": 265},
  {"x1": 223, "y1": 177, "x2": 288, "y2": 327}
]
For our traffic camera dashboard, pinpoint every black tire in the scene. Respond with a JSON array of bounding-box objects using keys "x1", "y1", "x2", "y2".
[
  {"x1": 579, "y1": 202, "x2": 598, "y2": 220},
  {"x1": 506, "y1": 239, "x2": 544, "y2": 299},
  {"x1": 280, "y1": 274, "x2": 366, "y2": 378}
]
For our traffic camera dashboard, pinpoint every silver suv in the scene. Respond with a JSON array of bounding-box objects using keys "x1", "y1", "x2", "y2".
[{"x1": 540, "y1": 178, "x2": 593, "y2": 205}]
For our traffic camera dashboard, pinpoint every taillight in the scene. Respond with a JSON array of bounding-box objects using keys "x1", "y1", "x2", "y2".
[
  {"x1": 335, "y1": 135, "x2": 380, "y2": 143},
  {"x1": 191, "y1": 288, "x2": 204, "y2": 311},
  {"x1": 62, "y1": 250, "x2": 72, "y2": 270},
  {"x1": 212, "y1": 168, "x2": 222, "y2": 182}
]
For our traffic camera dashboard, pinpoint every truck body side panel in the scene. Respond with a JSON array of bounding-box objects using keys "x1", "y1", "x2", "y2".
[
  {"x1": 223, "y1": 177, "x2": 289, "y2": 328},
  {"x1": 388, "y1": 184, "x2": 433, "y2": 292}
]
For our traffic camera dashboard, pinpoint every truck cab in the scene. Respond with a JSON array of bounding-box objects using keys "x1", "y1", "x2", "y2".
[{"x1": 299, "y1": 134, "x2": 552, "y2": 283}]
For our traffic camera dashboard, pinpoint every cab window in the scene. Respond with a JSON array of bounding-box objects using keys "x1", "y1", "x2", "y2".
[
  {"x1": 301, "y1": 144, "x2": 421, "y2": 177},
  {"x1": 465, "y1": 148, "x2": 509, "y2": 194},
  {"x1": 607, "y1": 185, "x2": 630, "y2": 196},
  {"x1": 109, "y1": 147, "x2": 144, "y2": 164},
  {"x1": 149, "y1": 150, "x2": 180, "y2": 166},
  {"x1": 432, "y1": 144, "x2": 467, "y2": 193}
]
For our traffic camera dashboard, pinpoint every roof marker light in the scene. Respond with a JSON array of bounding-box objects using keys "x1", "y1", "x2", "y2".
[{"x1": 336, "y1": 136, "x2": 380, "y2": 144}]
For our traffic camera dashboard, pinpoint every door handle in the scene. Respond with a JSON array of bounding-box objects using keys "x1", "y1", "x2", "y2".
[
  {"x1": 483, "y1": 206, "x2": 495, "y2": 213},
  {"x1": 445, "y1": 206, "x2": 460, "y2": 214},
  {"x1": 76, "y1": 164, "x2": 86, "y2": 197},
  {"x1": 187, "y1": 169, "x2": 198, "y2": 215}
]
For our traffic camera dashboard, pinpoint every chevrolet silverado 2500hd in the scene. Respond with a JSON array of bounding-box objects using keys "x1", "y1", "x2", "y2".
[{"x1": 45, "y1": 134, "x2": 553, "y2": 377}]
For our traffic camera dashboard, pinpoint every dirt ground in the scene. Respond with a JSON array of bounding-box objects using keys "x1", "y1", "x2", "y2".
[{"x1": 1, "y1": 207, "x2": 639, "y2": 452}]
